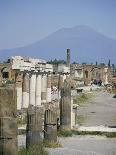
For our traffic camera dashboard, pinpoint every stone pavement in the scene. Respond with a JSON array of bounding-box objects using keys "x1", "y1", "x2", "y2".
[{"x1": 77, "y1": 91, "x2": 116, "y2": 127}]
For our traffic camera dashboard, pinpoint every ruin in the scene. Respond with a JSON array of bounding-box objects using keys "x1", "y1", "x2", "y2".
[
  {"x1": 26, "y1": 105, "x2": 44, "y2": 149},
  {"x1": 0, "y1": 87, "x2": 17, "y2": 155}
]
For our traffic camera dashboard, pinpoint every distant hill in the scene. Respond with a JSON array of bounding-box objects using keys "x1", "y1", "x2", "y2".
[{"x1": 0, "y1": 25, "x2": 116, "y2": 64}]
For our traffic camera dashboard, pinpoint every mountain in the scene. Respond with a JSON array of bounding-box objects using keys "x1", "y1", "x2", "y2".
[{"x1": 0, "y1": 25, "x2": 116, "y2": 64}]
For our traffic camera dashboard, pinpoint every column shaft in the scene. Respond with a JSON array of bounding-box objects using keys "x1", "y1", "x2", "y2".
[
  {"x1": 41, "y1": 74, "x2": 47, "y2": 104},
  {"x1": 22, "y1": 73, "x2": 29, "y2": 108},
  {"x1": 30, "y1": 73, "x2": 36, "y2": 106},
  {"x1": 36, "y1": 74, "x2": 42, "y2": 106},
  {"x1": 47, "y1": 75, "x2": 51, "y2": 103}
]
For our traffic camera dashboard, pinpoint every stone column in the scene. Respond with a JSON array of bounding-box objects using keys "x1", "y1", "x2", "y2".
[
  {"x1": 104, "y1": 67, "x2": 108, "y2": 85},
  {"x1": 29, "y1": 73, "x2": 36, "y2": 106},
  {"x1": 22, "y1": 73, "x2": 29, "y2": 108},
  {"x1": 41, "y1": 74, "x2": 47, "y2": 104},
  {"x1": 44, "y1": 108, "x2": 57, "y2": 142},
  {"x1": 26, "y1": 105, "x2": 44, "y2": 149},
  {"x1": 58, "y1": 74, "x2": 64, "y2": 103},
  {"x1": 15, "y1": 73, "x2": 23, "y2": 110},
  {"x1": 58, "y1": 74, "x2": 64, "y2": 90},
  {"x1": 0, "y1": 87, "x2": 18, "y2": 155},
  {"x1": 36, "y1": 74, "x2": 42, "y2": 106},
  {"x1": 60, "y1": 80, "x2": 72, "y2": 130},
  {"x1": 46, "y1": 74, "x2": 51, "y2": 103}
]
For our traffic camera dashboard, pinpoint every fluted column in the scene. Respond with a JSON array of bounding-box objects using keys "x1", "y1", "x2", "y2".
[
  {"x1": 35, "y1": 74, "x2": 42, "y2": 106},
  {"x1": 29, "y1": 73, "x2": 36, "y2": 106},
  {"x1": 46, "y1": 74, "x2": 51, "y2": 103},
  {"x1": 41, "y1": 74, "x2": 47, "y2": 104},
  {"x1": 22, "y1": 73, "x2": 29, "y2": 108}
]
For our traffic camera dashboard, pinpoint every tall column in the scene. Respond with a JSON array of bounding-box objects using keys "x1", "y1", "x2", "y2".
[
  {"x1": 22, "y1": 73, "x2": 29, "y2": 108},
  {"x1": 15, "y1": 73, "x2": 23, "y2": 110},
  {"x1": 29, "y1": 73, "x2": 36, "y2": 106},
  {"x1": 60, "y1": 80, "x2": 72, "y2": 130},
  {"x1": 66, "y1": 49, "x2": 70, "y2": 67},
  {"x1": 46, "y1": 74, "x2": 51, "y2": 103},
  {"x1": 41, "y1": 74, "x2": 47, "y2": 104},
  {"x1": 36, "y1": 74, "x2": 42, "y2": 106}
]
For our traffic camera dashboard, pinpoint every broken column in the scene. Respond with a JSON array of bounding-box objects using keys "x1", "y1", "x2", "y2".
[
  {"x1": 41, "y1": 74, "x2": 47, "y2": 104},
  {"x1": 60, "y1": 80, "x2": 72, "y2": 130},
  {"x1": 26, "y1": 105, "x2": 44, "y2": 148},
  {"x1": 46, "y1": 74, "x2": 51, "y2": 103},
  {"x1": 35, "y1": 73, "x2": 42, "y2": 106},
  {"x1": 22, "y1": 73, "x2": 29, "y2": 108},
  {"x1": 0, "y1": 87, "x2": 18, "y2": 155},
  {"x1": 29, "y1": 72, "x2": 36, "y2": 106},
  {"x1": 44, "y1": 106, "x2": 57, "y2": 142}
]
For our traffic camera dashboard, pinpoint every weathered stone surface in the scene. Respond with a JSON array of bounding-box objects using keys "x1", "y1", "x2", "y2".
[
  {"x1": 44, "y1": 107, "x2": 57, "y2": 142},
  {"x1": 60, "y1": 80, "x2": 72, "y2": 130},
  {"x1": 0, "y1": 87, "x2": 17, "y2": 155},
  {"x1": 26, "y1": 105, "x2": 44, "y2": 148}
]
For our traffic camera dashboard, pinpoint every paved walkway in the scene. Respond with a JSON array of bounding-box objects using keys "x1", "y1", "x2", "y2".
[
  {"x1": 48, "y1": 136, "x2": 116, "y2": 155},
  {"x1": 77, "y1": 91, "x2": 116, "y2": 127}
]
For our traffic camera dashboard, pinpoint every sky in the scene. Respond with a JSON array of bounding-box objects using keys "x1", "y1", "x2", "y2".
[{"x1": 0, "y1": 0, "x2": 116, "y2": 50}]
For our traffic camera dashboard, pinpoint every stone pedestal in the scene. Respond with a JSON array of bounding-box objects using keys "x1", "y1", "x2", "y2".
[
  {"x1": 26, "y1": 106, "x2": 44, "y2": 148},
  {"x1": 0, "y1": 88, "x2": 18, "y2": 155}
]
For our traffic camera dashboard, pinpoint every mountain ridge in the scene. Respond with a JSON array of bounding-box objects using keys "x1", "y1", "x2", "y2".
[{"x1": 0, "y1": 25, "x2": 116, "y2": 64}]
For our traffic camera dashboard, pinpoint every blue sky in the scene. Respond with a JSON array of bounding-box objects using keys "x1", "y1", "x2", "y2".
[{"x1": 0, "y1": 0, "x2": 116, "y2": 50}]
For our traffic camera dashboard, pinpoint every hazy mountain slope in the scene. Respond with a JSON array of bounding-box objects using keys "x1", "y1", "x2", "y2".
[{"x1": 0, "y1": 25, "x2": 116, "y2": 63}]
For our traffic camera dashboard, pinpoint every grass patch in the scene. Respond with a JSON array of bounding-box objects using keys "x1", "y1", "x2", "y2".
[
  {"x1": 73, "y1": 93, "x2": 94, "y2": 106},
  {"x1": 43, "y1": 140, "x2": 62, "y2": 148},
  {"x1": 58, "y1": 130, "x2": 116, "y2": 138},
  {"x1": 58, "y1": 130, "x2": 73, "y2": 137},
  {"x1": 18, "y1": 143, "x2": 49, "y2": 155},
  {"x1": 76, "y1": 115, "x2": 85, "y2": 125},
  {"x1": 19, "y1": 141, "x2": 62, "y2": 155}
]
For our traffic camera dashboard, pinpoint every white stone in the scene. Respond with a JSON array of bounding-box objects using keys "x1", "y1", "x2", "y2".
[
  {"x1": 16, "y1": 87, "x2": 22, "y2": 110},
  {"x1": 22, "y1": 92, "x2": 29, "y2": 108},
  {"x1": 36, "y1": 74, "x2": 42, "y2": 106},
  {"x1": 41, "y1": 74, "x2": 47, "y2": 103},
  {"x1": 29, "y1": 74, "x2": 36, "y2": 106},
  {"x1": 46, "y1": 88, "x2": 52, "y2": 102}
]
